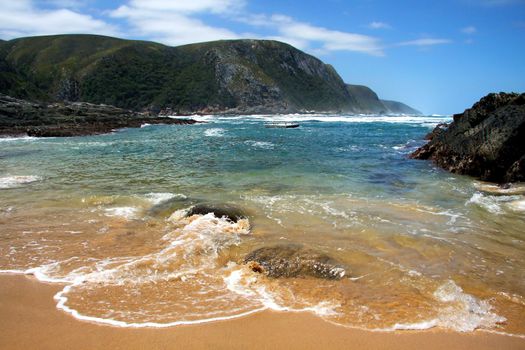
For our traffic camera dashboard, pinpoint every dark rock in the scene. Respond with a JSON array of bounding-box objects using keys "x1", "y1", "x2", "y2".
[
  {"x1": 411, "y1": 92, "x2": 525, "y2": 183},
  {"x1": 424, "y1": 122, "x2": 449, "y2": 140},
  {"x1": 244, "y1": 245, "x2": 346, "y2": 280},
  {"x1": 56, "y1": 77, "x2": 80, "y2": 101},
  {"x1": 186, "y1": 203, "x2": 247, "y2": 223},
  {"x1": 0, "y1": 94, "x2": 199, "y2": 137}
]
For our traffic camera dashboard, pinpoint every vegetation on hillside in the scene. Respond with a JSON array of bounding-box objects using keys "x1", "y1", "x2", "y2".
[{"x1": 0, "y1": 34, "x2": 419, "y2": 114}]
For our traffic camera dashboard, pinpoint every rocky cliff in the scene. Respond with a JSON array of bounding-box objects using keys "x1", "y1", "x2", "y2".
[
  {"x1": 345, "y1": 84, "x2": 386, "y2": 113},
  {"x1": 411, "y1": 92, "x2": 525, "y2": 183},
  {"x1": 344, "y1": 84, "x2": 421, "y2": 114},
  {"x1": 0, "y1": 34, "x2": 418, "y2": 115}
]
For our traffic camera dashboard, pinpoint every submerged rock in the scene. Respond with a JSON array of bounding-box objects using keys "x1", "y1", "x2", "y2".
[
  {"x1": 186, "y1": 203, "x2": 247, "y2": 223},
  {"x1": 411, "y1": 92, "x2": 525, "y2": 183},
  {"x1": 244, "y1": 245, "x2": 346, "y2": 280}
]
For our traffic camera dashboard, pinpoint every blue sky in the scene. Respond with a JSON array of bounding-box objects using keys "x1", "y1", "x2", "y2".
[{"x1": 0, "y1": 0, "x2": 524, "y2": 114}]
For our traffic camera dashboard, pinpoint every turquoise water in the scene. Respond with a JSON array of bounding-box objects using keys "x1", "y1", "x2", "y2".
[
  {"x1": 1, "y1": 116, "x2": 446, "y2": 198},
  {"x1": 1, "y1": 115, "x2": 524, "y2": 334}
]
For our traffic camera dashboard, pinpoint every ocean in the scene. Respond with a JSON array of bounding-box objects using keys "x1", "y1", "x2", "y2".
[{"x1": 1, "y1": 114, "x2": 524, "y2": 336}]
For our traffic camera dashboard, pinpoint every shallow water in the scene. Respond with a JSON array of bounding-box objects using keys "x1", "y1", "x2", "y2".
[{"x1": 1, "y1": 114, "x2": 524, "y2": 335}]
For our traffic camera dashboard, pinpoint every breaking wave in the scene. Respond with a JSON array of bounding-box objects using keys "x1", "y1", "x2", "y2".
[{"x1": 0, "y1": 175, "x2": 42, "y2": 189}]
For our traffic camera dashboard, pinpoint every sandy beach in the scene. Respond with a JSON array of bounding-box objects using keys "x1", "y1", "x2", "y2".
[{"x1": 0, "y1": 274, "x2": 523, "y2": 350}]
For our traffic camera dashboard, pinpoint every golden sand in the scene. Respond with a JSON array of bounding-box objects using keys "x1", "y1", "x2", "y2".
[{"x1": 0, "y1": 274, "x2": 523, "y2": 350}]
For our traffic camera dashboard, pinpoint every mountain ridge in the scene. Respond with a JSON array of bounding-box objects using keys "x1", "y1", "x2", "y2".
[{"x1": 0, "y1": 34, "x2": 420, "y2": 115}]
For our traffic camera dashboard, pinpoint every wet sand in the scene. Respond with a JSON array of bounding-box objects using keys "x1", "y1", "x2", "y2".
[{"x1": 0, "y1": 274, "x2": 523, "y2": 350}]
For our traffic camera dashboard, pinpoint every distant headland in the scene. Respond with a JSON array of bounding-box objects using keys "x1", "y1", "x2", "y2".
[{"x1": 0, "y1": 34, "x2": 420, "y2": 116}]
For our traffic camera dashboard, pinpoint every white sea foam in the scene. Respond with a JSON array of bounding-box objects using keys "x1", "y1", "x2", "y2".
[
  {"x1": 384, "y1": 280, "x2": 506, "y2": 333},
  {"x1": 16, "y1": 212, "x2": 256, "y2": 328},
  {"x1": 204, "y1": 128, "x2": 225, "y2": 137},
  {"x1": 474, "y1": 182, "x2": 525, "y2": 196},
  {"x1": 104, "y1": 206, "x2": 139, "y2": 219},
  {"x1": 69, "y1": 141, "x2": 116, "y2": 148},
  {"x1": 169, "y1": 114, "x2": 451, "y2": 126},
  {"x1": 53, "y1": 287, "x2": 266, "y2": 328},
  {"x1": 0, "y1": 269, "x2": 28, "y2": 274},
  {"x1": 244, "y1": 140, "x2": 275, "y2": 149},
  {"x1": 0, "y1": 136, "x2": 37, "y2": 142},
  {"x1": 507, "y1": 199, "x2": 525, "y2": 212},
  {"x1": 433, "y1": 280, "x2": 506, "y2": 332},
  {"x1": 224, "y1": 265, "x2": 339, "y2": 317},
  {"x1": 0, "y1": 175, "x2": 42, "y2": 189},
  {"x1": 167, "y1": 208, "x2": 190, "y2": 222},
  {"x1": 467, "y1": 192, "x2": 521, "y2": 214},
  {"x1": 142, "y1": 192, "x2": 186, "y2": 205},
  {"x1": 415, "y1": 207, "x2": 462, "y2": 225},
  {"x1": 391, "y1": 320, "x2": 438, "y2": 330}
]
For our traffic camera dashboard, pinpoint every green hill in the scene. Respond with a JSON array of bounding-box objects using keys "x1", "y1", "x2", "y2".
[
  {"x1": 345, "y1": 84, "x2": 387, "y2": 113},
  {"x1": 381, "y1": 99, "x2": 421, "y2": 114},
  {"x1": 0, "y1": 34, "x2": 419, "y2": 114}
]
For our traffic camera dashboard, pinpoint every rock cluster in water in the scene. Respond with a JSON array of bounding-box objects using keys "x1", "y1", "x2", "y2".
[
  {"x1": 0, "y1": 94, "x2": 198, "y2": 137},
  {"x1": 244, "y1": 245, "x2": 346, "y2": 280},
  {"x1": 411, "y1": 92, "x2": 525, "y2": 183}
]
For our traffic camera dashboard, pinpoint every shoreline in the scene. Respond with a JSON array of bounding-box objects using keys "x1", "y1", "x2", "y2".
[
  {"x1": 0, "y1": 118, "x2": 199, "y2": 138},
  {"x1": 1, "y1": 274, "x2": 523, "y2": 350}
]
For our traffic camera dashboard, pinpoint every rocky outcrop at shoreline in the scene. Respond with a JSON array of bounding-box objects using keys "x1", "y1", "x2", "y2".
[
  {"x1": 244, "y1": 245, "x2": 346, "y2": 280},
  {"x1": 411, "y1": 92, "x2": 525, "y2": 183},
  {"x1": 0, "y1": 94, "x2": 198, "y2": 137}
]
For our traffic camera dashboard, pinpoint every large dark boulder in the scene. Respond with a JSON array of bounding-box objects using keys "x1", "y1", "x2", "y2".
[
  {"x1": 186, "y1": 203, "x2": 247, "y2": 223},
  {"x1": 411, "y1": 92, "x2": 525, "y2": 183},
  {"x1": 244, "y1": 245, "x2": 346, "y2": 280}
]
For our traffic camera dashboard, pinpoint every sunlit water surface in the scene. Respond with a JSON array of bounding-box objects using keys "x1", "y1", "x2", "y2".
[{"x1": 0, "y1": 114, "x2": 523, "y2": 335}]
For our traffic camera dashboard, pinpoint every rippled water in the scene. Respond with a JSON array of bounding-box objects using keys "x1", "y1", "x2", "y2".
[{"x1": 1, "y1": 114, "x2": 524, "y2": 335}]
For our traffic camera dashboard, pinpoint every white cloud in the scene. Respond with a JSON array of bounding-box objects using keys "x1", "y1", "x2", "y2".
[
  {"x1": 0, "y1": 0, "x2": 117, "y2": 39},
  {"x1": 0, "y1": 0, "x2": 451, "y2": 58},
  {"x1": 396, "y1": 38, "x2": 452, "y2": 46},
  {"x1": 240, "y1": 14, "x2": 384, "y2": 56},
  {"x1": 461, "y1": 26, "x2": 477, "y2": 34},
  {"x1": 120, "y1": 0, "x2": 245, "y2": 14},
  {"x1": 368, "y1": 21, "x2": 391, "y2": 30},
  {"x1": 109, "y1": 1, "x2": 384, "y2": 55},
  {"x1": 110, "y1": 0, "x2": 243, "y2": 45}
]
